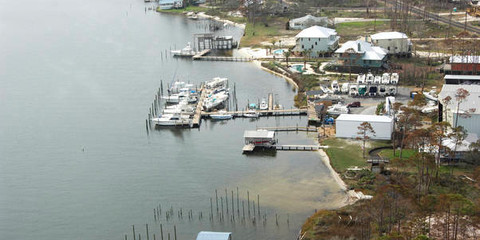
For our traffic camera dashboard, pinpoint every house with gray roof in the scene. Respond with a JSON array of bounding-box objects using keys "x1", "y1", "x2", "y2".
[
  {"x1": 334, "y1": 40, "x2": 388, "y2": 69},
  {"x1": 370, "y1": 32, "x2": 412, "y2": 56}
]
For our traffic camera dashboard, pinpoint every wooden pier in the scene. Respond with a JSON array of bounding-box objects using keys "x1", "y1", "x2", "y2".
[
  {"x1": 191, "y1": 85, "x2": 207, "y2": 127},
  {"x1": 257, "y1": 126, "x2": 317, "y2": 132},
  {"x1": 275, "y1": 145, "x2": 321, "y2": 151},
  {"x1": 307, "y1": 103, "x2": 321, "y2": 124},
  {"x1": 267, "y1": 93, "x2": 273, "y2": 111},
  {"x1": 202, "y1": 108, "x2": 307, "y2": 118},
  {"x1": 192, "y1": 49, "x2": 211, "y2": 60},
  {"x1": 192, "y1": 56, "x2": 252, "y2": 62}
]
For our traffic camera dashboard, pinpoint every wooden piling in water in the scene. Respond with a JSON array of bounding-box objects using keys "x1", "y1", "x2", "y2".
[
  {"x1": 257, "y1": 195, "x2": 260, "y2": 216},
  {"x1": 146, "y1": 224, "x2": 149, "y2": 240},
  {"x1": 210, "y1": 198, "x2": 213, "y2": 220},
  {"x1": 133, "y1": 225, "x2": 136, "y2": 240},
  {"x1": 160, "y1": 224, "x2": 163, "y2": 240},
  {"x1": 231, "y1": 190, "x2": 234, "y2": 217},
  {"x1": 225, "y1": 189, "x2": 228, "y2": 215},
  {"x1": 247, "y1": 191, "x2": 250, "y2": 217},
  {"x1": 236, "y1": 187, "x2": 239, "y2": 216},
  {"x1": 215, "y1": 189, "x2": 218, "y2": 213},
  {"x1": 253, "y1": 200, "x2": 255, "y2": 217},
  {"x1": 174, "y1": 225, "x2": 177, "y2": 240},
  {"x1": 220, "y1": 197, "x2": 224, "y2": 221}
]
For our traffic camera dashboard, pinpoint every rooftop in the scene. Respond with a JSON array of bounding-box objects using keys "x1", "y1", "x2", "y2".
[
  {"x1": 290, "y1": 14, "x2": 328, "y2": 23},
  {"x1": 295, "y1": 26, "x2": 337, "y2": 38},
  {"x1": 371, "y1": 31, "x2": 409, "y2": 40},
  {"x1": 449, "y1": 55, "x2": 480, "y2": 64},
  {"x1": 335, "y1": 40, "x2": 387, "y2": 61},
  {"x1": 244, "y1": 130, "x2": 275, "y2": 139},
  {"x1": 336, "y1": 114, "x2": 393, "y2": 123},
  {"x1": 444, "y1": 75, "x2": 480, "y2": 80},
  {"x1": 438, "y1": 84, "x2": 480, "y2": 112},
  {"x1": 196, "y1": 231, "x2": 232, "y2": 240}
]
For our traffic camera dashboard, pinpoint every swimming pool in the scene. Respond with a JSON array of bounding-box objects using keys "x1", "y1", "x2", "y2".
[
  {"x1": 273, "y1": 49, "x2": 285, "y2": 55},
  {"x1": 290, "y1": 64, "x2": 304, "y2": 73}
]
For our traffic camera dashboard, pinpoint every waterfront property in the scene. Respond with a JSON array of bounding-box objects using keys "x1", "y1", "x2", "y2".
[
  {"x1": 335, "y1": 114, "x2": 394, "y2": 140},
  {"x1": 288, "y1": 15, "x2": 328, "y2": 30},
  {"x1": 293, "y1": 26, "x2": 340, "y2": 57},
  {"x1": 243, "y1": 130, "x2": 276, "y2": 152},
  {"x1": 369, "y1": 32, "x2": 412, "y2": 56},
  {"x1": 158, "y1": 0, "x2": 183, "y2": 10},
  {"x1": 334, "y1": 40, "x2": 388, "y2": 70},
  {"x1": 438, "y1": 84, "x2": 480, "y2": 137}
]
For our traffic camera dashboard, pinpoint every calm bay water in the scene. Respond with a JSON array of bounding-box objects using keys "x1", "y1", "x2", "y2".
[{"x1": 0, "y1": 0, "x2": 345, "y2": 239}]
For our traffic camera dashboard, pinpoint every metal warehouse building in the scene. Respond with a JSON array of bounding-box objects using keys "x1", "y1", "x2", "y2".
[{"x1": 336, "y1": 114, "x2": 394, "y2": 140}]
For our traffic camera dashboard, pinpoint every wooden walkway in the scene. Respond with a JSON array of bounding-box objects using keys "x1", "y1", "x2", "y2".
[
  {"x1": 275, "y1": 145, "x2": 321, "y2": 151},
  {"x1": 257, "y1": 126, "x2": 317, "y2": 132},
  {"x1": 192, "y1": 49, "x2": 211, "y2": 60},
  {"x1": 191, "y1": 86, "x2": 206, "y2": 127},
  {"x1": 202, "y1": 108, "x2": 307, "y2": 118},
  {"x1": 268, "y1": 93, "x2": 273, "y2": 111},
  {"x1": 192, "y1": 56, "x2": 252, "y2": 62}
]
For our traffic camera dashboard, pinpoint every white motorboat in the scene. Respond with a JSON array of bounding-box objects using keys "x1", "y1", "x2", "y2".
[
  {"x1": 357, "y1": 74, "x2": 365, "y2": 84},
  {"x1": 327, "y1": 104, "x2": 350, "y2": 115},
  {"x1": 368, "y1": 85, "x2": 378, "y2": 96},
  {"x1": 374, "y1": 76, "x2": 381, "y2": 84},
  {"x1": 331, "y1": 80, "x2": 340, "y2": 93},
  {"x1": 341, "y1": 83, "x2": 350, "y2": 94},
  {"x1": 259, "y1": 98, "x2": 268, "y2": 110},
  {"x1": 381, "y1": 73, "x2": 390, "y2": 84},
  {"x1": 358, "y1": 85, "x2": 367, "y2": 96},
  {"x1": 388, "y1": 86, "x2": 397, "y2": 95},
  {"x1": 366, "y1": 73, "x2": 374, "y2": 84},
  {"x1": 151, "y1": 114, "x2": 191, "y2": 126},
  {"x1": 378, "y1": 85, "x2": 387, "y2": 96},
  {"x1": 203, "y1": 92, "x2": 228, "y2": 111},
  {"x1": 390, "y1": 73, "x2": 399, "y2": 84},
  {"x1": 349, "y1": 85, "x2": 358, "y2": 96},
  {"x1": 423, "y1": 90, "x2": 438, "y2": 102},
  {"x1": 171, "y1": 42, "x2": 196, "y2": 57},
  {"x1": 243, "y1": 110, "x2": 259, "y2": 118},
  {"x1": 210, "y1": 110, "x2": 233, "y2": 120},
  {"x1": 206, "y1": 77, "x2": 228, "y2": 89}
]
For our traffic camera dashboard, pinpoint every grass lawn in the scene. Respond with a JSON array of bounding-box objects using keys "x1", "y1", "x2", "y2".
[
  {"x1": 323, "y1": 138, "x2": 367, "y2": 172},
  {"x1": 335, "y1": 21, "x2": 390, "y2": 41},
  {"x1": 379, "y1": 149, "x2": 417, "y2": 160},
  {"x1": 240, "y1": 17, "x2": 294, "y2": 47}
]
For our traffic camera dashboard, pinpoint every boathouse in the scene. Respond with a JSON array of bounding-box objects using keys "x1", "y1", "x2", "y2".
[
  {"x1": 335, "y1": 114, "x2": 393, "y2": 140},
  {"x1": 244, "y1": 130, "x2": 276, "y2": 147},
  {"x1": 196, "y1": 231, "x2": 232, "y2": 240}
]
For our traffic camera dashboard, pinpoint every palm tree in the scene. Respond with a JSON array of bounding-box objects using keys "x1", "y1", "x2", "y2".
[{"x1": 283, "y1": 50, "x2": 291, "y2": 67}]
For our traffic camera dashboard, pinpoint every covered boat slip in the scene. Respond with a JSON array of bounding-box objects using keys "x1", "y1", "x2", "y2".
[
  {"x1": 243, "y1": 130, "x2": 276, "y2": 152},
  {"x1": 196, "y1": 231, "x2": 232, "y2": 240}
]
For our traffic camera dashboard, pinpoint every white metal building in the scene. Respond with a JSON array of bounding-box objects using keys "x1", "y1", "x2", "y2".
[
  {"x1": 370, "y1": 32, "x2": 412, "y2": 55},
  {"x1": 196, "y1": 231, "x2": 232, "y2": 240},
  {"x1": 438, "y1": 84, "x2": 480, "y2": 137},
  {"x1": 294, "y1": 26, "x2": 340, "y2": 57},
  {"x1": 336, "y1": 114, "x2": 394, "y2": 140},
  {"x1": 289, "y1": 15, "x2": 328, "y2": 30}
]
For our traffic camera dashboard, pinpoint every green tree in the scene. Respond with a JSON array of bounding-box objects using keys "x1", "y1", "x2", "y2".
[
  {"x1": 283, "y1": 50, "x2": 291, "y2": 67},
  {"x1": 357, "y1": 122, "x2": 376, "y2": 159}
]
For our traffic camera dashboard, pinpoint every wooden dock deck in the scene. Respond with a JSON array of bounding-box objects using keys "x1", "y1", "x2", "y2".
[
  {"x1": 268, "y1": 93, "x2": 273, "y2": 111},
  {"x1": 257, "y1": 126, "x2": 317, "y2": 132},
  {"x1": 275, "y1": 145, "x2": 321, "y2": 151},
  {"x1": 307, "y1": 103, "x2": 321, "y2": 124},
  {"x1": 202, "y1": 108, "x2": 307, "y2": 118},
  {"x1": 192, "y1": 49, "x2": 211, "y2": 60},
  {"x1": 191, "y1": 86, "x2": 207, "y2": 127},
  {"x1": 192, "y1": 56, "x2": 252, "y2": 62}
]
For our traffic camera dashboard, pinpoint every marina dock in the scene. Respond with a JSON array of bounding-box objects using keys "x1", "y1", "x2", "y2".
[
  {"x1": 193, "y1": 56, "x2": 252, "y2": 62},
  {"x1": 257, "y1": 126, "x2": 317, "y2": 132},
  {"x1": 192, "y1": 49, "x2": 211, "y2": 60},
  {"x1": 192, "y1": 85, "x2": 207, "y2": 127},
  {"x1": 275, "y1": 145, "x2": 321, "y2": 151},
  {"x1": 202, "y1": 108, "x2": 307, "y2": 118}
]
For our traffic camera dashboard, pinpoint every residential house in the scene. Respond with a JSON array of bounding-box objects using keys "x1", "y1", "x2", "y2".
[
  {"x1": 289, "y1": 15, "x2": 328, "y2": 30},
  {"x1": 438, "y1": 84, "x2": 480, "y2": 137},
  {"x1": 294, "y1": 26, "x2": 339, "y2": 57},
  {"x1": 334, "y1": 40, "x2": 388, "y2": 69},
  {"x1": 369, "y1": 32, "x2": 412, "y2": 56}
]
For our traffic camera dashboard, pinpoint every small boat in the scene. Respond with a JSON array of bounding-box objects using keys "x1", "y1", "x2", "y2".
[
  {"x1": 357, "y1": 74, "x2": 365, "y2": 84},
  {"x1": 374, "y1": 76, "x2": 381, "y2": 84},
  {"x1": 388, "y1": 86, "x2": 397, "y2": 95},
  {"x1": 366, "y1": 73, "x2": 374, "y2": 84},
  {"x1": 243, "y1": 110, "x2": 259, "y2": 118},
  {"x1": 378, "y1": 85, "x2": 387, "y2": 96},
  {"x1": 327, "y1": 104, "x2": 350, "y2": 115},
  {"x1": 203, "y1": 92, "x2": 228, "y2": 111},
  {"x1": 341, "y1": 83, "x2": 350, "y2": 94},
  {"x1": 206, "y1": 77, "x2": 228, "y2": 89},
  {"x1": 381, "y1": 73, "x2": 390, "y2": 84},
  {"x1": 349, "y1": 85, "x2": 358, "y2": 96},
  {"x1": 368, "y1": 85, "x2": 378, "y2": 97},
  {"x1": 331, "y1": 80, "x2": 340, "y2": 93},
  {"x1": 423, "y1": 90, "x2": 438, "y2": 102},
  {"x1": 390, "y1": 73, "x2": 399, "y2": 85},
  {"x1": 259, "y1": 98, "x2": 268, "y2": 110},
  {"x1": 358, "y1": 85, "x2": 367, "y2": 96},
  {"x1": 171, "y1": 42, "x2": 196, "y2": 57},
  {"x1": 210, "y1": 110, "x2": 233, "y2": 120},
  {"x1": 151, "y1": 113, "x2": 191, "y2": 126}
]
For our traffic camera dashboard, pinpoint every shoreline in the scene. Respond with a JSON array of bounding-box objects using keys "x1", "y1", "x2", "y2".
[{"x1": 252, "y1": 60, "x2": 299, "y2": 89}]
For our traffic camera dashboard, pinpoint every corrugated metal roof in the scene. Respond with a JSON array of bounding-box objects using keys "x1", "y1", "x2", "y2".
[
  {"x1": 244, "y1": 130, "x2": 275, "y2": 138},
  {"x1": 336, "y1": 114, "x2": 393, "y2": 123},
  {"x1": 371, "y1": 31, "x2": 408, "y2": 40},
  {"x1": 196, "y1": 231, "x2": 231, "y2": 240},
  {"x1": 438, "y1": 84, "x2": 480, "y2": 111},
  {"x1": 295, "y1": 26, "x2": 337, "y2": 38},
  {"x1": 444, "y1": 75, "x2": 480, "y2": 80},
  {"x1": 449, "y1": 55, "x2": 480, "y2": 64}
]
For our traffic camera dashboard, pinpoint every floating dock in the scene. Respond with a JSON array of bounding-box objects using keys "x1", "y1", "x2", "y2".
[
  {"x1": 257, "y1": 126, "x2": 317, "y2": 132},
  {"x1": 202, "y1": 108, "x2": 307, "y2": 118},
  {"x1": 275, "y1": 145, "x2": 321, "y2": 151},
  {"x1": 191, "y1": 85, "x2": 207, "y2": 127}
]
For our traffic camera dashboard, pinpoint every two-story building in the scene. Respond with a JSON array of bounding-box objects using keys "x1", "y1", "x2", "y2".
[
  {"x1": 334, "y1": 40, "x2": 388, "y2": 69},
  {"x1": 288, "y1": 15, "x2": 328, "y2": 30},
  {"x1": 370, "y1": 32, "x2": 412, "y2": 56},
  {"x1": 294, "y1": 26, "x2": 340, "y2": 57}
]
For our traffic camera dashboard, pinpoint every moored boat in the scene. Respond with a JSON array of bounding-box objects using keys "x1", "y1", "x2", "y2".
[{"x1": 210, "y1": 110, "x2": 233, "y2": 120}]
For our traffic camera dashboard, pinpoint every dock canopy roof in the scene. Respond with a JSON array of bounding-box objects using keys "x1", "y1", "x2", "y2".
[
  {"x1": 244, "y1": 130, "x2": 275, "y2": 139},
  {"x1": 196, "y1": 231, "x2": 232, "y2": 240}
]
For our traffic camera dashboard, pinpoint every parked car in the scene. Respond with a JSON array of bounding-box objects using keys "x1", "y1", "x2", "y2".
[
  {"x1": 324, "y1": 117, "x2": 335, "y2": 125},
  {"x1": 347, "y1": 101, "x2": 361, "y2": 108}
]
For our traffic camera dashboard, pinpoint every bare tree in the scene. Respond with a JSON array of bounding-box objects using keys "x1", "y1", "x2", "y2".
[
  {"x1": 454, "y1": 88, "x2": 470, "y2": 128},
  {"x1": 357, "y1": 122, "x2": 376, "y2": 159}
]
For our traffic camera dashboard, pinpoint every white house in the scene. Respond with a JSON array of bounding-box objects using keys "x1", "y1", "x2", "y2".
[
  {"x1": 370, "y1": 32, "x2": 412, "y2": 56},
  {"x1": 336, "y1": 114, "x2": 394, "y2": 140},
  {"x1": 438, "y1": 84, "x2": 480, "y2": 137},
  {"x1": 294, "y1": 26, "x2": 339, "y2": 57},
  {"x1": 289, "y1": 15, "x2": 328, "y2": 30}
]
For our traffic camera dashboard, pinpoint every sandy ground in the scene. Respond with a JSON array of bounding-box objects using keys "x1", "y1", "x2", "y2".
[{"x1": 196, "y1": 12, "x2": 246, "y2": 29}]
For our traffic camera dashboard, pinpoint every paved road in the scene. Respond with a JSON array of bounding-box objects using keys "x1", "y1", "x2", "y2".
[{"x1": 387, "y1": 0, "x2": 480, "y2": 35}]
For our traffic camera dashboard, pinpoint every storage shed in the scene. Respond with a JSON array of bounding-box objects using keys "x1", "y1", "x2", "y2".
[
  {"x1": 335, "y1": 114, "x2": 393, "y2": 140},
  {"x1": 196, "y1": 231, "x2": 232, "y2": 240}
]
